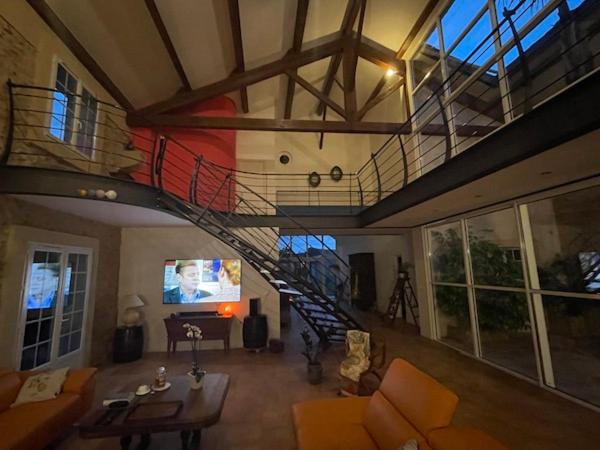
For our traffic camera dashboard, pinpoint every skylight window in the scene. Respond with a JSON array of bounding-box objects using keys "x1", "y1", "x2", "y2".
[
  {"x1": 441, "y1": 0, "x2": 487, "y2": 51},
  {"x1": 278, "y1": 235, "x2": 337, "y2": 253}
]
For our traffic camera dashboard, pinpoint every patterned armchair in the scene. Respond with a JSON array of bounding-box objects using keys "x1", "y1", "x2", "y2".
[{"x1": 339, "y1": 330, "x2": 386, "y2": 396}]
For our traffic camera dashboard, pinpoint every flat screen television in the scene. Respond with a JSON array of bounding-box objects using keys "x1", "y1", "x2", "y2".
[{"x1": 163, "y1": 259, "x2": 241, "y2": 304}]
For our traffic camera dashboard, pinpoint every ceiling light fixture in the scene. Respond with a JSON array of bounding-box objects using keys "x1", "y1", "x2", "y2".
[{"x1": 385, "y1": 68, "x2": 397, "y2": 78}]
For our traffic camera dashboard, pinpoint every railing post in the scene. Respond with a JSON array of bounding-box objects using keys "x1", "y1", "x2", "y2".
[
  {"x1": 357, "y1": 176, "x2": 364, "y2": 208},
  {"x1": 370, "y1": 153, "x2": 382, "y2": 202},
  {"x1": 198, "y1": 173, "x2": 230, "y2": 220},
  {"x1": 436, "y1": 93, "x2": 452, "y2": 162},
  {"x1": 397, "y1": 135, "x2": 408, "y2": 188},
  {"x1": 155, "y1": 135, "x2": 168, "y2": 192},
  {"x1": 503, "y1": 6, "x2": 532, "y2": 113},
  {"x1": 228, "y1": 169, "x2": 233, "y2": 212},
  {"x1": 189, "y1": 155, "x2": 204, "y2": 204},
  {"x1": 1, "y1": 80, "x2": 15, "y2": 166}
]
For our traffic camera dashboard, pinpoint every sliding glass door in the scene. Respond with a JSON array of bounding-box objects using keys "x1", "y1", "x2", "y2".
[
  {"x1": 19, "y1": 245, "x2": 92, "y2": 370},
  {"x1": 426, "y1": 184, "x2": 600, "y2": 408}
]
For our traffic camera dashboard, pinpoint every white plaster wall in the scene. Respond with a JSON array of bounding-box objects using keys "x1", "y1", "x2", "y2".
[
  {"x1": 334, "y1": 234, "x2": 414, "y2": 315},
  {"x1": 118, "y1": 227, "x2": 280, "y2": 353}
]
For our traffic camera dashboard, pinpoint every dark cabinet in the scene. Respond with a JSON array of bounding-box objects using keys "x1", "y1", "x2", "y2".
[
  {"x1": 349, "y1": 252, "x2": 377, "y2": 311},
  {"x1": 113, "y1": 325, "x2": 143, "y2": 363}
]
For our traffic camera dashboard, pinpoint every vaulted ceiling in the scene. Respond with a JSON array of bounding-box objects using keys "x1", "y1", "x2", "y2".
[{"x1": 35, "y1": 0, "x2": 439, "y2": 129}]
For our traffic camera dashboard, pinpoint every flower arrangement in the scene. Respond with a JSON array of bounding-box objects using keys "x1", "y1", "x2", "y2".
[{"x1": 183, "y1": 323, "x2": 205, "y2": 384}]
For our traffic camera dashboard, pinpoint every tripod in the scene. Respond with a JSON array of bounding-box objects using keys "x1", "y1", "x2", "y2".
[{"x1": 383, "y1": 272, "x2": 419, "y2": 331}]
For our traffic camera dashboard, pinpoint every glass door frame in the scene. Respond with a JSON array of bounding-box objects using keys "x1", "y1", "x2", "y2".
[
  {"x1": 424, "y1": 203, "x2": 545, "y2": 382},
  {"x1": 423, "y1": 179, "x2": 600, "y2": 410},
  {"x1": 16, "y1": 242, "x2": 93, "y2": 370}
]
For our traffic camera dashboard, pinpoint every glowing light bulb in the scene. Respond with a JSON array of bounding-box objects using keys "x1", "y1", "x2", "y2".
[{"x1": 386, "y1": 68, "x2": 397, "y2": 77}]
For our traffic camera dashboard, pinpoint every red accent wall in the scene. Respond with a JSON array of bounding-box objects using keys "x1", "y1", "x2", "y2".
[{"x1": 131, "y1": 96, "x2": 237, "y2": 211}]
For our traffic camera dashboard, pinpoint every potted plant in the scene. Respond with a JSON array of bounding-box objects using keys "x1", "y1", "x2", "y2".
[
  {"x1": 183, "y1": 323, "x2": 206, "y2": 390},
  {"x1": 301, "y1": 328, "x2": 322, "y2": 384}
]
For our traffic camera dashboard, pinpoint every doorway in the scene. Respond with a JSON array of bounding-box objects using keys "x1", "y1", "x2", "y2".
[{"x1": 17, "y1": 244, "x2": 93, "y2": 370}]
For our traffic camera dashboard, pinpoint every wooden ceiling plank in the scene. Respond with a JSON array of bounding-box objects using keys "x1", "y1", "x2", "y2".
[
  {"x1": 26, "y1": 0, "x2": 133, "y2": 110},
  {"x1": 285, "y1": 70, "x2": 346, "y2": 119},
  {"x1": 127, "y1": 114, "x2": 409, "y2": 134},
  {"x1": 284, "y1": 0, "x2": 310, "y2": 119},
  {"x1": 134, "y1": 33, "x2": 345, "y2": 115},
  {"x1": 227, "y1": 0, "x2": 249, "y2": 113},
  {"x1": 316, "y1": 0, "x2": 361, "y2": 115},
  {"x1": 144, "y1": 0, "x2": 191, "y2": 91}
]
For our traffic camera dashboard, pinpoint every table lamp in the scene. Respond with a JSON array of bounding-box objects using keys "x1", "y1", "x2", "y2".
[{"x1": 121, "y1": 294, "x2": 145, "y2": 326}]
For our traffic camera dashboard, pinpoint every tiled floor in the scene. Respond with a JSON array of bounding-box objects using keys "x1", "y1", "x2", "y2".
[{"x1": 58, "y1": 311, "x2": 600, "y2": 450}]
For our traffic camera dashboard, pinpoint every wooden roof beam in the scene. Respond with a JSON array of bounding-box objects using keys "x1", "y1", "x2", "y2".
[
  {"x1": 227, "y1": 0, "x2": 249, "y2": 113},
  {"x1": 284, "y1": 70, "x2": 346, "y2": 119},
  {"x1": 127, "y1": 114, "x2": 409, "y2": 134},
  {"x1": 316, "y1": 0, "x2": 362, "y2": 115},
  {"x1": 26, "y1": 0, "x2": 133, "y2": 110},
  {"x1": 134, "y1": 33, "x2": 345, "y2": 115},
  {"x1": 284, "y1": 0, "x2": 310, "y2": 119},
  {"x1": 144, "y1": 0, "x2": 191, "y2": 91}
]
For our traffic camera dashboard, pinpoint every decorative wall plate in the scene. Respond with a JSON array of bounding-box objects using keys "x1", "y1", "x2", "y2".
[
  {"x1": 330, "y1": 166, "x2": 343, "y2": 181},
  {"x1": 308, "y1": 171, "x2": 321, "y2": 187}
]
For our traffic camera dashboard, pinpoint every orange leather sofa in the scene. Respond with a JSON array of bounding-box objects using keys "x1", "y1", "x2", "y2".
[
  {"x1": 0, "y1": 367, "x2": 97, "y2": 450},
  {"x1": 293, "y1": 358, "x2": 507, "y2": 450}
]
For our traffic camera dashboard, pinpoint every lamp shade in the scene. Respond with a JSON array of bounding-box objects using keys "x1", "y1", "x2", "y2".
[{"x1": 122, "y1": 294, "x2": 144, "y2": 309}]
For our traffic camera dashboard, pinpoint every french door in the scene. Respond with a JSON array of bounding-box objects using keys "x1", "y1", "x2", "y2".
[{"x1": 18, "y1": 244, "x2": 92, "y2": 370}]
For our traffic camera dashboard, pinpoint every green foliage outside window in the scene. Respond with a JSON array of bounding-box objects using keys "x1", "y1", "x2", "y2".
[{"x1": 431, "y1": 228, "x2": 530, "y2": 331}]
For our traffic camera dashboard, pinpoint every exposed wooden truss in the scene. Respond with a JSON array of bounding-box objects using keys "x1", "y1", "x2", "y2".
[
  {"x1": 26, "y1": 0, "x2": 133, "y2": 110},
  {"x1": 283, "y1": 0, "x2": 310, "y2": 119},
  {"x1": 126, "y1": 0, "x2": 444, "y2": 134},
  {"x1": 144, "y1": 0, "x2": 191, "y2": 91},
  {"x1": 132, "y1": 32, "x2": 410, "y2": 117},
  {"x1": 316, "y1": 0, "x2": 362, "y2": 116},
  {"x1": 127, "y1": 113, "x2": 496, "y2": 137},
  {"x1": 227, "y1": 0, "x2": 249, "y2": 113},
  {"x1": 284, "y1": 70, "x2": 346, "y2": 119},
  {"x1": 127, "y1": 114, "x2": 408, "y2": 134},
  {"x1": 135, "y1": 33, "x2": 345, "y2": 115}
]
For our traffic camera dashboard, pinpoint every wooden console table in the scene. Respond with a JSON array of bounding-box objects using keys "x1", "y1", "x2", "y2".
[{"x1": 164, "y1": 315, "x2": 233, "y2": 355}]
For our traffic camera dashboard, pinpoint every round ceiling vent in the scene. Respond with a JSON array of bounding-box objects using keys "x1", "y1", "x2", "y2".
[{"x1": 279, "y1": 152, "x2": 291, "y2": 165}]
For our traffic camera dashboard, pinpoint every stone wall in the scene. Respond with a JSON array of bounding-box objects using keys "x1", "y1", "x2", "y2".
[
  {"x1": 0, "y1": 13, "x2": 35, "y2": 157},
  {"x1": 0, "y1": 196, "x2": 121, "y2": 365}
]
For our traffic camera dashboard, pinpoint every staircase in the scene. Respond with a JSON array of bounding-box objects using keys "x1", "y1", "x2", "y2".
[
  {"x1": 1, "y1": 82, "x2": 367, "y2": 342},
  {"x1": 159, "y1": 191, "x2": 363, "y2": 343}
]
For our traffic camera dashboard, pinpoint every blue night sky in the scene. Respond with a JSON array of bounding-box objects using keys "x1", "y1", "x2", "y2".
[{"x1": 426, "y1": 0, "x2": 585, "y2": 66}]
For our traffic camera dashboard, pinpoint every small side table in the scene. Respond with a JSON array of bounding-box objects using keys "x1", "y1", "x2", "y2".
[{"x1": 113, "y1": 325, "x2": 143, "y2": 363}]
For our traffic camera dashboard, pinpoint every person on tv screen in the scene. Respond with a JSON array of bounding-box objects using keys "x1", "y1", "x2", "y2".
[
  {"x1": 27, "y1": 264, "x2": 59, "y2": 309},
  {"x1": 218, "y1": 259, "x2": 241, "y2": 289},
  {"x1": 164, "y1": 260, "x2": 213, "y2": 304}
]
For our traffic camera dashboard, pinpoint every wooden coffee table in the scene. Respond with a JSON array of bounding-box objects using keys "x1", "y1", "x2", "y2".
[{"x1": 79, "y1": 373, "x2": 230, "y2": 449}]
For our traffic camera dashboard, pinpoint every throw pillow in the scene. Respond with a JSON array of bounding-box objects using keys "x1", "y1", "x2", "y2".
[
  {"x1": 11, "y1": 367, "x2": 69, "y2": 407},
  {"x1": 400, "y1": 438, "x2": 419, "y2": 450}
]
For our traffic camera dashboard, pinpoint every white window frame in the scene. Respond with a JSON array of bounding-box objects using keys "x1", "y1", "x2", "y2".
[
  {"x1": 16, "y1": 242, "x2": 93, "y2": 370},
  {"x1": 47, "y1": 57, "x2": 99, "y2": 160}
]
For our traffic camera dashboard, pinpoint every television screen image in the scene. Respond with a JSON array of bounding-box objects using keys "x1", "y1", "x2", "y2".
[
  {"x1": 27, "y1": 262, "x2": 61, "y2": 309},
  {"x1": 163, "y1": 259, "x2": 241, "y2": 304}
]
